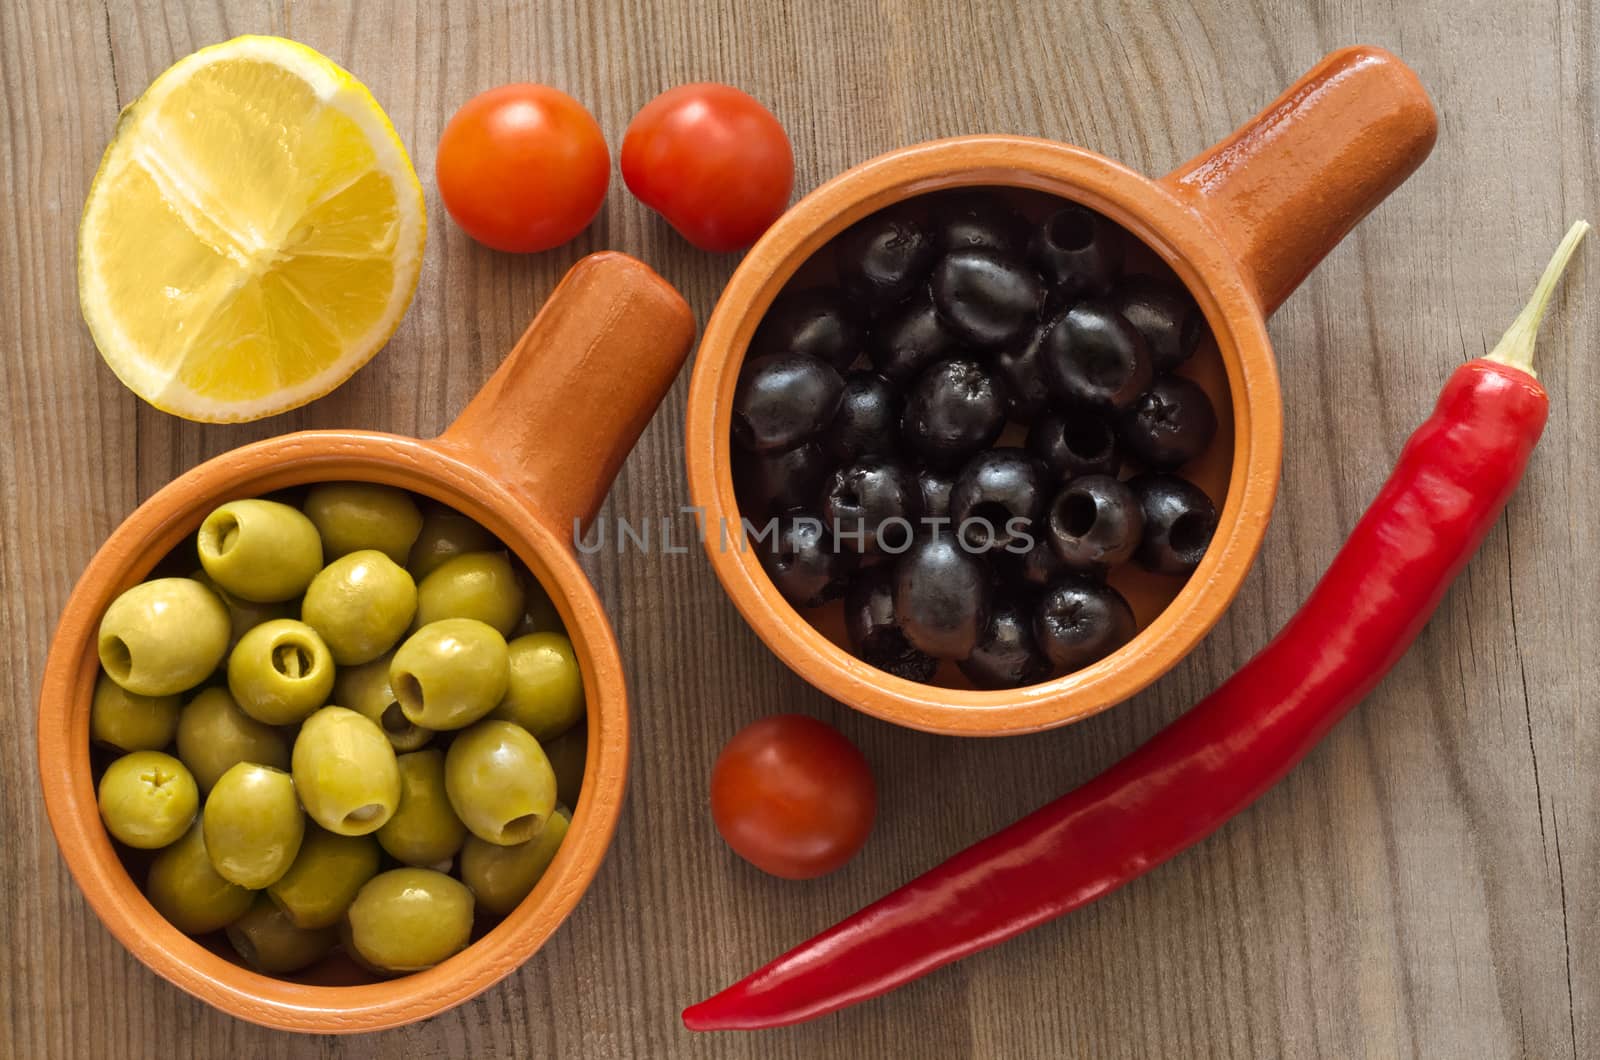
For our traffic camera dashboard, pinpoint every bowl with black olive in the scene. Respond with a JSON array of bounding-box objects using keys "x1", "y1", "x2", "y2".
[{"x1": 686, "y1": 46, "x2": 1436, "y2": 734}]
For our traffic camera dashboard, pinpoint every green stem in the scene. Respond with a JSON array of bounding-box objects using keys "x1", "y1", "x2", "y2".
[{"x1": 1486, "y1": 219, "x2": 1592, "y2": 377}]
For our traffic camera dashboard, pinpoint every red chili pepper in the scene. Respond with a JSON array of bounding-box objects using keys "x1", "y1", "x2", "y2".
[{"x1": 683, "y1": 221, "x2": 1589, "y2": 1032}]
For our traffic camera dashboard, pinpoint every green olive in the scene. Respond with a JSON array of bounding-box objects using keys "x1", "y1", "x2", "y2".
[
  {"x1": 227, "y1": 619, "x2": 335, "y2": 724},
  {"x1": 292, "y1": 706, "x2": 401, "y2": 835},
  {"x1": 389, "y1": 618, "x2": 509, "y2": 730},
  {"x1": 414, "y1": 552, "x2": 524, "y2": 636},
  {"x1": 444, "y1": 720, "x2": 556, "y2": 846},
  {"x1": 197, "y1": 499, "x2": 323, "y2": 603},
  {"x1": 303, "y1": 482, "x2": 423, "y2": 564},
  {"x1": 225, "y1": 895, "x2": 337, "y2": 974},
  {"x1": 377, "y1": 750, "x2": 467, "y2": 867},
  {"x1": 407, "y1": 505, "x2": 497, "y2": 581},
  {"x1": 192, "y1": 571, "x2": 297, "y2": 648},
  {"x1": 175, "y1": 687, "x2": 290, "y2": 793},
  {"x1": 333, "y1": 652, "x2": 433, "y2": 752},
  {"x1": 267, "y1": 827, "x2": 381, "y2": 929},
  {"x1": 146, "y1": 822, "x2": 254, "y2": 934},
  {"x1": 542, "y1": 723, "x2": 587, "y2": 809},
  {"x1": 98, "y1": 750, "x2": 199, "y2": 848},
  {"x1": 344, "y1": 868, "x2": 474, "y2": 973},
  {"x1": 301, "y1": 550, "x2": 417, "y2": 665},
  {"x1": 202, "y1": 762, "x2": 304, "y2": 888},
  {"x1": 460, "y1": 806, "x2": 570, "y2": 916},
  {"x1": 513, "y1": 575, "x2": 564, "y2": 636},
  {"x1": 90, "y1": 673, "x2": 180, "y2": 752},
  {"x1": 98, "y1": 577, "x2": 231, "y2": 696},
  {"x1": 492, "y1": 633, "x2": 584, "y2": 741}
]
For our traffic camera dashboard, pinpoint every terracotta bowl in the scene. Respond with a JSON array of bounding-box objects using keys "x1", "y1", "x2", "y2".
[
  {"x1": 686, "y1": 46, "x2": 1437, "y2": 736},
  {"x1": 37, "y1": 253, "x2": 695, "y2": 1031}
]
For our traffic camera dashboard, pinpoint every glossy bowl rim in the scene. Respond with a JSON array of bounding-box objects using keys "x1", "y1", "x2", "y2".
[
  {"x1": 37, "y1": 430, "x2": 628, "y2": 1032},
  {"x1": 685, "y1": 135, "x2": 1283, "y2": 736}
]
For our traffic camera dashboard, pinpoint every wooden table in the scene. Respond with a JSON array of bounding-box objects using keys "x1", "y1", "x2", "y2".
[{"x1": 3, "y1": 2, "x2": 1591, "y2": 1056}]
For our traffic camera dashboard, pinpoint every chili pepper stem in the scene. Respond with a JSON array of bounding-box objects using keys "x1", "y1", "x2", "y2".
[{"x1": 1485, "y1": 219, "x2": 1591, "y2": 376}]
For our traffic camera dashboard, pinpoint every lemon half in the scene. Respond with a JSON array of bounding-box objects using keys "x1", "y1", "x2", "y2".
[{"x1": 79, "y1": 36, "x2": 426, "y2": 422}]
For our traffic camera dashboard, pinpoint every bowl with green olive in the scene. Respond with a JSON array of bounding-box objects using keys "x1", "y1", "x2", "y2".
[{"x1": 37, "y1": 253, "x2": 694, "y2": 1032}]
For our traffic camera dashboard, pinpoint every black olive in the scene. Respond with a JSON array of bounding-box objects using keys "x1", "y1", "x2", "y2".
[
  {"x1": 753, "y1": 286, "x2": 867, "y2": 370},
  {"x1": 1129, "y1": 473, "x2": 1217, "y2": 576},
  {"x1": 1111, "y1": 275, "x2": 1205, "y2": 372},
  {"x1": 1006, "y1": 534, "x2": 1073, "y2": 588},
  {"x1": 822, "y1": 458, "x2": 922, "y2": 553},
  {"x1": 930, "y1": 192, "x2": 1029, "y2": 256},
  {"x1": 901, "y1": 359, "x2": 1008, "y2": 468},
  {"x1": 733, "y1": 442, "x2": 829, "y2": 518},
  {"x1": 1117, "y1": 375, "x2": 1218, "y2": 469},
  {"x1": 930, "y1": 247, "x2": 1044, "y2": 349},
  {"x1": 834, "y1": 207, "x2": 938, "y2": 310},
  {"x1": 949, "y1": 448, "x2": 1048, "y2": 551},
  {"x1": 1034, "y1": 577, "x2": 1136, "y2": 672},
  {"x1": 753, "y1": 514, "x2": 856, "y2": 607},
  {"x1": 1045, "y1": 475, "x2": 1144, "y2": 573},
  {"x1": 1029, "y1": 204, "x2": 1122, "y2": 299},
  {"x1": 829, "y1": 371, "x2": 902, "y2": 464},
  {"x1": 869, "y1": 292, "x2": 963, "y2": 383},
  {"x1": 992, "y1": 322, "x2": 1052, "y2": 423},
  {"x1": 1038, "y1": 302, "x2": 1154, "y2": 410},
  {"x1": 1027, "y1": 407, "x2": 1121, "y2": 481},
  {"x1": 917, "y1": 467, "x2": 955, "y2": 524},
  {"x1": 893, "y1": 534, "x2": 992, "y2": 659},
  {"x1": 844, "y1": 566, "x2": 939, "y2": 682},
  {"x1": 732, "y1": 353, "x2": 845, "y2": 453},
  {"x1": 958, "y1": 596, "x2": 1050, "y2": 689}
]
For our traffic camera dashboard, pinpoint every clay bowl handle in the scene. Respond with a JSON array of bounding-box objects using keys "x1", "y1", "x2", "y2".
[
  {"x1": 1162, "y1": 45, "x2": 1437, "y2": 316},
  {"x1": 438, "y1": 252, "x2": 696, "y2": 542}
]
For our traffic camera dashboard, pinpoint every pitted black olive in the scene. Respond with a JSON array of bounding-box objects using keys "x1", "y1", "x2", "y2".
[
  {"x1": 844, "y1": 566, "x2": 939, "y2": 682},
  {"x1": 930, "y1": 247, "x2": 1044, "y2": 349},
  {"x1": 869, "y1": 292, "x2": 963, "y2": 384},
  {"x1": 1116, "y1": 375, "x2": 1217, "y2": 469},
  {"x1": 949, "y1": 448, "x2": 1048, "y2": 551},
  {"x1": 753, "y1": 286, "x2": 867, "y2": 370},
  {"x1": 1038, "y1": 302, "x2": 1154, "y2": 410},
  {"x1": 893, "y1": 534, "x2": 992, "y2": 659},
  {"x1": 901, "y1": 359, "x2": 1008, "y2": 469},
  {"x1": 930, "y1": 192, "x2": 1029, "y2": 256},
  {"x1": 1129, "y1": 473, "x2": 1217, "y2": 576},
  {"x1": 733, "y1": 442, "x2": 830, "y2": 517},
  {"x1": 835, "y1": 207, "x2": 938, "y2": 311},
  {"x1": 959, "y1": 596, "x2": 1050, "y2": 689},
  {"x1": 1027, "y1": 406, "x2": 1121, "y2": 481},
  {"x1": 822, "y1": 459, "x2": 922, "y2": 553},
  {"x1": 732, "y1": 352, "x2": 845, "y2": 452},
  {"x1": 1045, "y1": 475, "x2": 1144, "y2": 573},
  {"x1": 829, "y1": 371, "x2": 903, "y2": 464},
  {"x1": 1034, "y1": 577, "x2": 1136, "y2": 672},
  {"x1": 1029, "y1": 204, "x2": 1122, "y2": 299},
  {"x1": 1111, "y1": 275, "x2": 1205, "y2": 372},
  {"x1": 754, "y1": 514, "x2": 856, "y2": 607}
]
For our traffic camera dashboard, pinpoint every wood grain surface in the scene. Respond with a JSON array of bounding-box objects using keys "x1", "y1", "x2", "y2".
[{"x1": 2, "y1": 1, "x2": 1593, "y2": 1056}]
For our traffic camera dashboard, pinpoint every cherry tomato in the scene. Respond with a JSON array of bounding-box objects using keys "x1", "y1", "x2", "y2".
[
  {"x1": 621, "y1": 83, "x2": 794, "y2": 253},
  {"x1": 436, "y1": 84, "x2": 610, "y2": 253},
  {"x1": 709, "y1": 714, "x2": 875, "y2": 880}
]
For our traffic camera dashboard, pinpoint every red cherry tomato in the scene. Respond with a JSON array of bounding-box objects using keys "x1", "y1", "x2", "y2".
[
  {"x1": 436, "y1": 84, "x2": 610, "y2": 253},
  {"x1": 621, "y1": 83, "x2": 794, "y2": 253},
  {"x1": 709, "y1": 714, "x2": 876, "y2": 880}
]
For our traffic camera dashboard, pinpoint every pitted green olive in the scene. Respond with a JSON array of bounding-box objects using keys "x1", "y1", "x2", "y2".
[
  {"x1": 175, "y1": 687, "x2": 290, "y2": 793},
  {"x1": 98, "y1": 750, "x2": 199, "y2": 848},
  {"x1": 542, "y1": 723, "x2": 587, "y2": 809},
  {"x1": 389, "y1": 618, "x2": 509, "y2": 730},
  {"x1": 334, "y1": 652, "x2": 433, "y2": 752},
  {"x1": 444, "y1": 719, "x2": 556, "y2": 846},
  {"x1": 197, "y1": 499, "x2": 323, "y2": 602},
  {"x1": 98, "y1": 577, "x2": 230, "y2": 696},
  {"x1": 226, "y1": 895, "x2": 337, "y2": 973},
  {"x1": 301, "y1": 549, "x2": 417, "y2": 665},
  {"x1": 90, "y1": 673, "x2": 180, "y2": 752},
  {"x1": 460, "y1": 806, "x2": 570, "y2": 916},
  {"x1": 145, "y1": 822, "x2": 253, "y2": 934},
  {"x1": 291, "y1": 706, "x2": 401, "y2": 835},
  {"x1": 492, "y1": 632, "x2": 583, "y2": 741},
  {"x1": 227, "y1": 619, "x2": 335, "y2": 724},
  {"x1": 377, "y1": 750, "x2": 466, "y2": 867},
  {"x1": 344, "y1": 868, "x2": 474, "y2": 973},
  {"x1": 267, "y1": 827, "x2": 381, "y2": 929},
  {"x1": 304, "y1": 482, "x2": 423, "y2": 564},
  {"x1": 202, "y1": 762, "x2": 304, "y2": 888},
  {"x1": 414, "y1": 552, "x2": 524, "y2": 636},
  {"x1": 407, "y1": 505, "x2": 497, "y2": 581}
]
